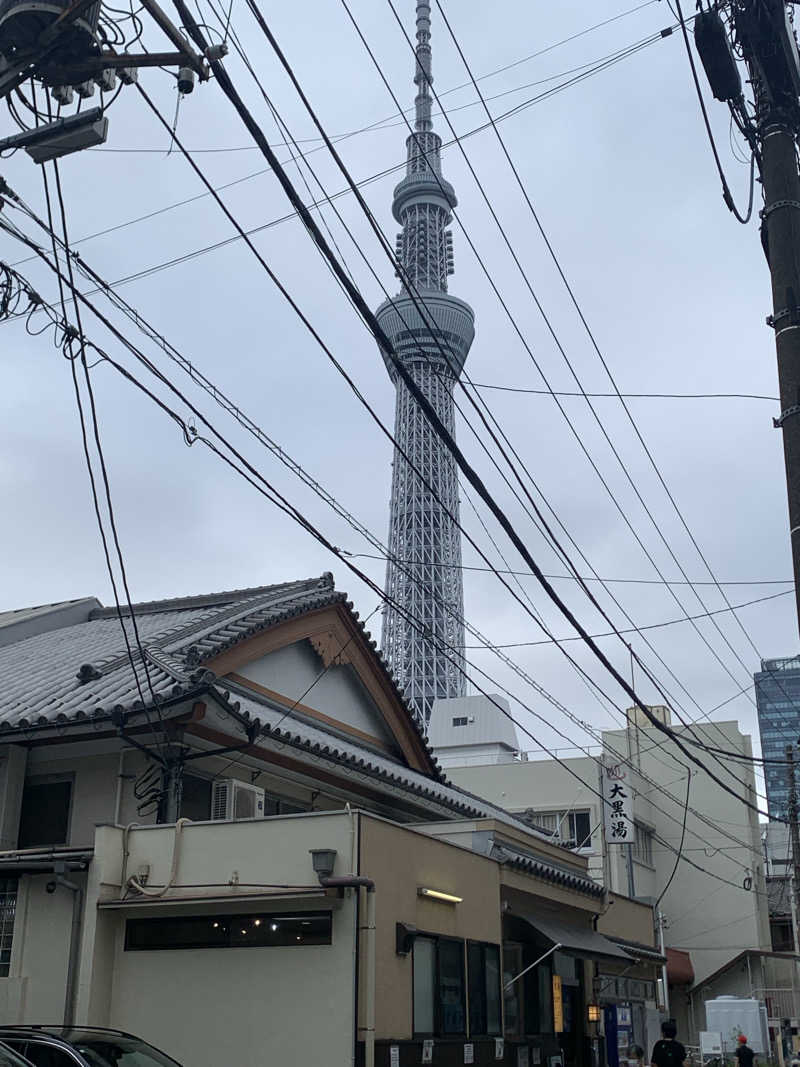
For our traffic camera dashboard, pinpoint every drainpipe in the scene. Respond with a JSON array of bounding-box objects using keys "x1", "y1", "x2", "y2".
[
  {"x1": 320, "y1": 875, "x2": 376, "y2": 1067},
  {"x1": 658, "y1": 911, "x2": 670, "y2": 1019},
  {"x1": 50, "y1": 865, "x2": 84, "y2": 1028}
]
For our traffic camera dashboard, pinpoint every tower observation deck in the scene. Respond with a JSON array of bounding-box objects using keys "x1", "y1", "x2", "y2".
[{"x1": 377, "y1": 0, "x2": 474, "y2": 721}]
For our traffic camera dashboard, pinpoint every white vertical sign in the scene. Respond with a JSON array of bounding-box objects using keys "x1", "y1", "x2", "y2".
[{"x1": 602, "y1": 760, "x2": 634, "y2": 845}]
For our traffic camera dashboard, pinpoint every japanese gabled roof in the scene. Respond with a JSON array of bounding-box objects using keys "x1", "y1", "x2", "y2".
[{"x1": 0, "y1": 573, "x2": 439, "y2": 777}]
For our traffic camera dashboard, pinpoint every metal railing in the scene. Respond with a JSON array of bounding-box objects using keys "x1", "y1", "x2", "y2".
[{"x1": 752, "y1": 987, "x2": 800, "y2": 1021}]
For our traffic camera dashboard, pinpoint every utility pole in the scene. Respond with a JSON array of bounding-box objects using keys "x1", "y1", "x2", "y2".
[
  {"x1": 787, "y1": 747, "x2": 800, "y2": 942},
  {"x1": 695, "y1": 2, "x2": 800, "y2": 629},
  {"x1": 758, "y1": 102, "x2": 800, "y2": 632}
]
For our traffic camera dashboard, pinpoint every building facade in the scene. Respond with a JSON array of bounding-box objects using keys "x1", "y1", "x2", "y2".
[
  {"x1": 430, "y1": 700, "x2": 772, "y2": 1046},
  {"x1": 755, "y1": 656, "x2": 800, "y2": 819},
  {"x1": 0, "y1": 576, "x2": 661, "y2": 1066},
  {"x1": 377, "y1": 1, "x2": 475, "y2": 721}
]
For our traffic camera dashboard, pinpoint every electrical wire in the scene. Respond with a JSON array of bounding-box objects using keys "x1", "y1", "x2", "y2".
[
  {"x1": 134, "y1": 6, "x2": 786, "y2": 822},
  {"x1": 656, "y1": 769, "x2": 692, "y2": 907},
  {"x1": 386, "y1": 0, "x2": 771, "y2": 755},
  {"x1": 0, "y1": 230, "x2": 772, "y2": 868}
]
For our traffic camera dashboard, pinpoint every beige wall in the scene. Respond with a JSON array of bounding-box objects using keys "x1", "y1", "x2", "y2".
[
  {"x1": 359, "y1": 813, "x2": 502, "y2": 1041},
  {"x1": 598, "y1": 893, "x2": 657, "y2": 947}
]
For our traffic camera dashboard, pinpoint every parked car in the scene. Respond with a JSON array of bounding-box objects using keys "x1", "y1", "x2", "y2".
[{"x1": 0, "y1": 1028, "x2": 182, "y2": 1067}]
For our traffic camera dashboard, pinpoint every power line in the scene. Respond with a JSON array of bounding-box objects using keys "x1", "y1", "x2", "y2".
[
  {"x1": 90, "y1": 0, "x2": 662, "y2": 154},
  {"x1": 6, "y1": 23, "x2": 670, "y2": 281},
  {"x1": 463, "y1": 589, "x2": 792, "y2": 648},
  {"x1": 424, "y1": 0, "x2": 800, "y2": 759},
  {"x1": 346, "y1": 551, "x2": 793, "y2": 588},
  {"x1": 471, "y1": 382, "x2": 779, "y2": 402},
  {"x1": 336, "y1": 0, "x2": 772, "y2": 793},
  {"x1": 155, "y1": 4, "x2": 784, "y2": 824},
  {"x1": 1, "y1": 215, "x2": 772, "y2": 864}
]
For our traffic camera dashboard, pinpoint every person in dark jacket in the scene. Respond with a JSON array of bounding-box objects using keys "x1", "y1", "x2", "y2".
[
  {"x1": 651, "y1": 1021, "x2": 688, "y2": 1067},
  {"x1": 734, "y1": 1035, "x2": 756, "y2": 1067}
]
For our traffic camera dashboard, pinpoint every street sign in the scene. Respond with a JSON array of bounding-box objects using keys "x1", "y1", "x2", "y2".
[
  {"x1": 700, "y1": 1032, "x2": 723, "y2": 1057},
  {"x1": 602, "y1": 761, "x2": 634, "y2": 845}
]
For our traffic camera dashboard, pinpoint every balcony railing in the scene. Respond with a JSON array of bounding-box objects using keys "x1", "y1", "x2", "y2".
[{"x1": 752, "y1": 988, "x2": 800, "y2": 1021}]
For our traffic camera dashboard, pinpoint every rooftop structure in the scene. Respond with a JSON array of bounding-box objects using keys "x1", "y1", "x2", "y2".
[{"x1": 377, "y1": 0, "x2": 475, "y2": 721}]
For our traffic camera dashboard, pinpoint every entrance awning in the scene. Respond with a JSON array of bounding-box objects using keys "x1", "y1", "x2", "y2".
[{"x1": 515, "y1": 913, "x2": 632, "y2": 962}]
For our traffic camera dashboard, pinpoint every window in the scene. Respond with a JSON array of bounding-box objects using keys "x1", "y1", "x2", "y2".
[
  {"x1": 503, "y1": 943, "x2": 524, "y2": 1037},
  {"x1": 632, "y1": 823, "x2": 654, "y2": 866},
  {"x1": 17, "y1": 778, "x2": 72, "y2": 848},
  {"x1": 413, "y1": 936, "x2": 466, "y2": 1036},
  {"x1": 413, "y1": 937, "x2": 436, "y2": 1034},
  {"x1": 452, "y1": 717, "x2": 468, "y2": 727},
  {"x1": 467, "y1": 942, "x2": 501, "y2": 1036},
  {"x1": 4, "y1": 1045, "x2": 79, "y2": 1067},
  {"x1": 523, "y1": 809, "x2": 593, "y2": 850},
  {"x1": 438, "y1": 939, "x2": 466, "y2": 1034},
  {"x1": 125, "y1": 911, "x2": 331, "y2": 951},
  {"x1": 0, "y1": 877, "x2": 17, "y2": 976}
]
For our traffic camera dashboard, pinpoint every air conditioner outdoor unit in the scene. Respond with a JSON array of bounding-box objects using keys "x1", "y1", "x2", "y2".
[{"x1": 211, "y1": 779, "x2": 266, "y2": 821}]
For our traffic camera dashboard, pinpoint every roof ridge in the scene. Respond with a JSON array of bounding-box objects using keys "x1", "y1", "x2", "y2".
[{"x1": 87, "y1": 578, "x2": 324, "y2": 619}]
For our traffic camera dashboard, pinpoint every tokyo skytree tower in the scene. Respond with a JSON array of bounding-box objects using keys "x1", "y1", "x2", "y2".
[{"x1": 377, "y1": 0, "x2": 475, "y2": 721}]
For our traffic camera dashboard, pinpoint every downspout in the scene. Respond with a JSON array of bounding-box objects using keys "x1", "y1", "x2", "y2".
[
  {"x1": 320, "y1": 875, "x2": 376, "y2": 1067},
  {"x1": 52, "y1": 866, "x2": 84, "y2": 1028}
]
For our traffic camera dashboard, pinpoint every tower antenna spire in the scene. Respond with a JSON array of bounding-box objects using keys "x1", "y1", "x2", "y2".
[{"x1": 414, "y1": 0, "x2": 433, "y2": 133}]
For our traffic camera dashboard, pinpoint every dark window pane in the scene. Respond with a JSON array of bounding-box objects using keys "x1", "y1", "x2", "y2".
[
  {"x1": 18, "y1": 780, "x2": 72, "y2": 848},
  {"x1": 503, "y1": 943, "x2": 523, "y2": 1037},
  {"x1": 468, "y1": 942, "x2": 486, "y2": 1036},
  {"x1": 413, "y1": 937, "x2": 436, "y2": 1034},
  {"x1": 438, "y1": 939, "x2": 466, "y2": 1035},
  {"x1": 485, "y1": 945, "x2": 501, "y2": 1035},
  {"x1": 12, "y1": 1045, "x2": 77, "y2": 1067},
  {"x1": 125, "y1": 911, "x2": 331, "y2": 951},
  {"x1": 179, "y1": 775, "x2": 212, "y2": 822},
  {"x1": 572, "y1": 811, "x2": 591, "y2": 849}
]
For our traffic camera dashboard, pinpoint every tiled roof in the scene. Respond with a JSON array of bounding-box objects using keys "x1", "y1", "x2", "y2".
[
  {"x1": 224, "y1": 690, "x2": 596, "y2": 897},
  {"x1": 0, "y1": 575, "x2": 601, "y2": 899},
  {"x1": 0, "y1": 574, "x2": 439, "y2": 778},
  {"x1": 0, "y1": 576, "x2": 343, "y2": 731}
]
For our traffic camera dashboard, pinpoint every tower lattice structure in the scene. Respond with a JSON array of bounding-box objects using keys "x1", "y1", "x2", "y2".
[{"x1": 377, "y1": 0, "x2": 475, "y2": 722}]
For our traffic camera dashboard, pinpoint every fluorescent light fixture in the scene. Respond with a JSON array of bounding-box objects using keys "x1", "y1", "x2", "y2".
[{"x1": 418, "y1": 887, "x2": 462, "y2": 904}]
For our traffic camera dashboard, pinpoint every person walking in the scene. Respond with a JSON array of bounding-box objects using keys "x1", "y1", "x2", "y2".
[
  {"x1": 651, "y1": 1021, "x2": 689, "y2": 1067},
  {"x1": 734, "y1": 1035, "x2": 756, "y2": 1067}
]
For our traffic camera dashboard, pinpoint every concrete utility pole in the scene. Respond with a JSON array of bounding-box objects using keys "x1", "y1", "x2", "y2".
[
  {"x1": 759, "y1": 106, "x2": 800, "y2": 631},
  {"x1": 719, "y1": 2, "x2": 800, "y2": 630},
  {"x1": 695, "y1": 2, "x2": 800, "y2": 630}
]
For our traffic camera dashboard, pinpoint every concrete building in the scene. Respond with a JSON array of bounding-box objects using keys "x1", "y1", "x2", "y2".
[
  {"x1": 755, "y1": 656, "x2": 800, "y2": 820},
  {"x1": 430, "y1": 698, "x2": 772, "y2": 1046},
  {"x1": 0, "y1": 575, "x2": 662, "y2": 1067}
]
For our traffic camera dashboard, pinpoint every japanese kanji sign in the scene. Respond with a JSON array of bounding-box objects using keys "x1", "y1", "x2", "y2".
[{"x1": 602, "y1": 761, "x2": 634, "y2": 845}]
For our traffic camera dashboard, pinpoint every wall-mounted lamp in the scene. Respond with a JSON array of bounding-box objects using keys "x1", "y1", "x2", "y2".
[
  {"x1": 310, "y1": 848, "x2": 337, "y2": 883},
  {"x1": 418, "y1": 887, "x2": 462, "y2": 904},
  {"x1": 588, "y1": 1004, "x2": 601, "y2": 1024}
]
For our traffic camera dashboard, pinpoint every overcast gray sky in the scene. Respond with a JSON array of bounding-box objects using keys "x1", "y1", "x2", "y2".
[{"x1": 0, "y1": 0, "x2": 790, "y2": 792}]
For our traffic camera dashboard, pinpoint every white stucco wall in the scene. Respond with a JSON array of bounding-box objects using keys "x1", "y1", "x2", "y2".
[{"x1": 83, "y1": 813, "x2": 357, "y2": 1066}]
